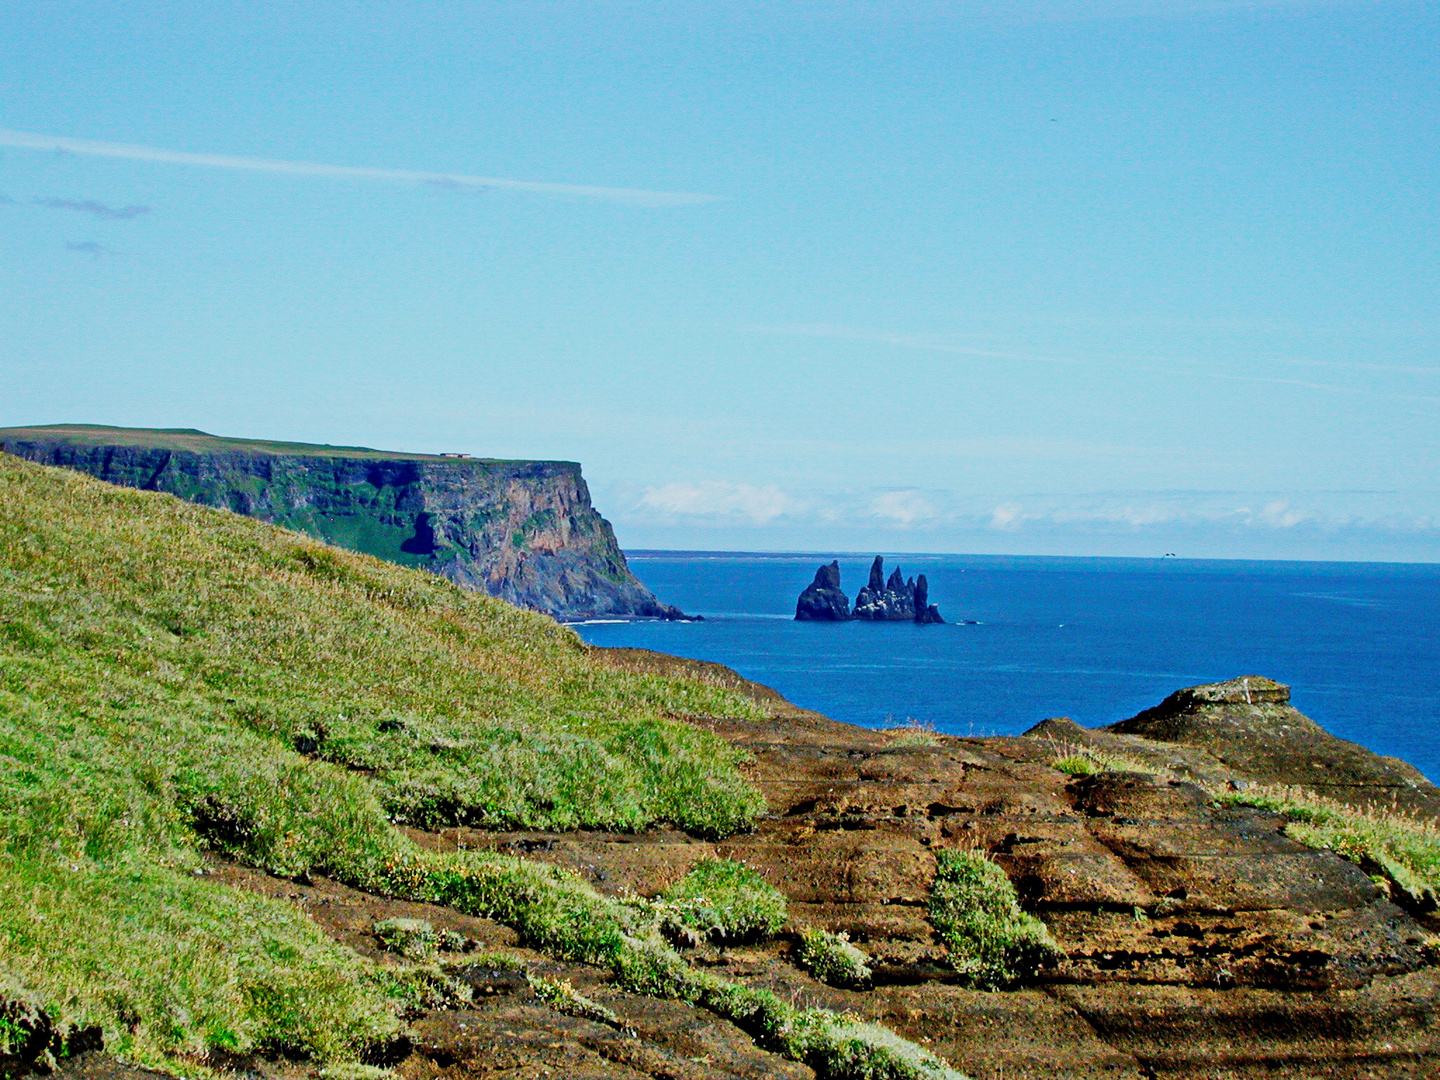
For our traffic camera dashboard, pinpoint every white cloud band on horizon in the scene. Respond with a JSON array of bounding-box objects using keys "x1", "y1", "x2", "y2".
[
  {"x1": 617, "y1": 482, "x2": 1440, "y2": 537},
  {"x1": 0, "y1": 128, "x2": 721, "y2": 208},
  {"x1": 639, "y1": 481, "x2": 798, "y2": 524}
]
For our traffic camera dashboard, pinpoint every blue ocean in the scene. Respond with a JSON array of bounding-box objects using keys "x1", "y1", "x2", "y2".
[{"x1": 572, "y1": 553, "x2": 1440, "y2": 783}]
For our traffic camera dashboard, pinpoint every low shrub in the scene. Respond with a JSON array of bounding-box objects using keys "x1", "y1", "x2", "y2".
[
  {"x1": 797, "y1": 928, "x2": 873, "y2": 988},
  {"x1": 927, "y1": 850, "x2": 1060, "y2": 989},
  {"x1": 659, "y1": 859, "x2": 788, "y2": 943}
]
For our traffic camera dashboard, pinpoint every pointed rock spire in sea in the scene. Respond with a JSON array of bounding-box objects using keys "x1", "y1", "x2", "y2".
[
  {"x1": 794, "y1": 560, "x2": 853, "y2": 621},
  {"x1": 795, "y1": 555, "x2": 944, "y2": 623}
]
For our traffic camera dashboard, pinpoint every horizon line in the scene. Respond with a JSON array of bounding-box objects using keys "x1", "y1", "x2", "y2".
[{"x1": 622, "y1": 547, "x2": 1440, "y2": 567}]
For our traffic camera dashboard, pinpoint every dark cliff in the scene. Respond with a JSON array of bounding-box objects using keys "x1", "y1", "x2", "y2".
[{"x1": 0, "y1": 424, "x2": 681, "y2": 620}]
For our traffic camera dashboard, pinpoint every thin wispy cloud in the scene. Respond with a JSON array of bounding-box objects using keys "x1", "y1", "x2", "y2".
[
  {"x1": 950, "y1": 0, "x2": 1385, "y2": 23},
  {"x1": 0, "y1": 128, "x2": 720, "y2": 208},
  {"x1": 752, "y1": 322, "x2": 1071, "y2": 364},
  {"x1": 750, "y1": 323, "x2": 1440, "y2": 407},
  {"x1": 65, "y1": 241, "x2": 103, "y2": 257},
  {"x1": 37, "y1": 198, "x2": 150, "y2": 220},
  {"x1": 1274, "y1": 356, "x2": 1440, "y2": 376}
]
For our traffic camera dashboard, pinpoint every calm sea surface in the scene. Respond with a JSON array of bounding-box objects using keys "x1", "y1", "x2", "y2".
[{"x1": 571, "y1": 553, "x2": 1440, "y2": 782}]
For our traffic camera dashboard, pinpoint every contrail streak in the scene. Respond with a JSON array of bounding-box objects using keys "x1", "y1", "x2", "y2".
[{"x1": 0, "y1": 128, "x2": 720, "y2": 208}]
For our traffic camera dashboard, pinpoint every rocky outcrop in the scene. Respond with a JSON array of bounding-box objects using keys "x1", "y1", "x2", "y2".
[
  {"x1": 0, "y1": 424, "x2": 686, "y2": 621},
  {"x1": 795, "y1": 560, "x2": 852, "y2": 621},
  {"x1": 364, "y1": 649, "x2": 1440, "y2": 1080},
  {"x1": 851, "y1": 556, "x2": 944, "y2": 623},
  {"x1": 1102, "y1": 675, "x2": 1440, "y2": 818}
]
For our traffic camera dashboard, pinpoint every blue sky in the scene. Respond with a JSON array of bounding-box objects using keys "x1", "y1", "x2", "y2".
[{"x1": 2, "y1": 1, "x2": 1437, "y2": 559}]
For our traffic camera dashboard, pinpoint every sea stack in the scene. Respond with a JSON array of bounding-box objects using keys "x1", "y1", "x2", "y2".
[
  {"x1": 852, "y1": 556, "x2": 944, "y2": 623},
  {"x1": 795, "y1": 560, "x2": 852, "y2": 621},
  {"x1": 914, "y1": 573, "x2": 944, "y2": 624}
]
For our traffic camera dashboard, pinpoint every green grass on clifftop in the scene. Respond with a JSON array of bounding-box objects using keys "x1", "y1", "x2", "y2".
[
  {"x1": 0, "y1": 454, "x2": 767, "y2": 1071},
  {"x1": 0, "y1": 424, "x2": 532, "y2": 463}
]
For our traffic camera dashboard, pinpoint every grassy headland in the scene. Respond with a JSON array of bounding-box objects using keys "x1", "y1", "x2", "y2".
[
  {"x1": 0, "y1": 454, "x2": 968, "y2": 1080},
  {"x1": 0, "y1": 453, "x2": 762, "y2": 1068}
]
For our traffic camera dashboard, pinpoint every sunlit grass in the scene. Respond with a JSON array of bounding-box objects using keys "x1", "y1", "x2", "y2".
[
  {"x1": 1047, "y1": 741, "x2": 1169, "y2": 781},
  {"x1": 0, "y1": 455, "x2": 966, "y2": 1079},
  {"x1": 1221, "y1": 785, "x2": 1440, "y2": 908}
]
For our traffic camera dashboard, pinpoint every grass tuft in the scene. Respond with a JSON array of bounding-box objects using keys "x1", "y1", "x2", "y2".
[
  {"x1": 796, "y1": 928, "x2": 873, "y2": 988},
  {"x1": 373, "y1": 918, "x2": 438, "y2": 961},
  {"x1": 1049, "y1": 743, "x2": 1162, "y2": 779},
  {"x1": 884, "y1": 717, "x2": 940, "y2": 748},
  {"x1": 318, "y1": 1065, "x2": 395, "y2": 1080},
  {"x1": 658, "y1": 859, "x2": 788, "y2": 944},
  {"x1": 927, "y1": 850, "x2": 1060, "y2": 989},
  {"x1": 527, "y1": 974, "x2": 623, "y2": 1028}
]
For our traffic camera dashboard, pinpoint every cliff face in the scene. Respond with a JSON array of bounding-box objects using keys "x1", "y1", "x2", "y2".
[{"x1": 0, "y1": 425, "x2": 680, "y2": 620}]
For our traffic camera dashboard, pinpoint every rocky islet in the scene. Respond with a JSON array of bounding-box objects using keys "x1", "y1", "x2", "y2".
[{"x1": 796, "y1": 554, "x2": 945, "y2": 623}]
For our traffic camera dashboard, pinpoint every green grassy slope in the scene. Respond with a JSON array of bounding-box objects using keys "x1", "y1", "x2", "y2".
[
  {"x1": 0, "y1": 424, "x2": 534, "y2": 464},
  {"x1": 0, "y1": 453, "x2": 764, "y2": 1071}
]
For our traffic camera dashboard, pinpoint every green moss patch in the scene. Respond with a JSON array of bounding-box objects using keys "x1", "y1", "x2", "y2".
[
  {"x1": 927, "y1": 850, "x2": 1060, "y2": 989},
  {"x1": 659, "y1": 859, "x2": 788, "y2": 943},
  {"x1": 797, "y1": 928, "x2": 873, "y2": 988}
]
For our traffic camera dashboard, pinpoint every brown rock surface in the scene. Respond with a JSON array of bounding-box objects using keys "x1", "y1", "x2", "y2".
[
  {"x1": 1026, "y1": 676, "x2": 1440, "y2": 819},
  {"x1": 97, "y1": 654, "x2": 1438, "y2": 1080}
]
